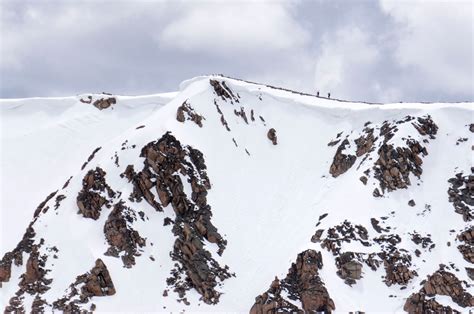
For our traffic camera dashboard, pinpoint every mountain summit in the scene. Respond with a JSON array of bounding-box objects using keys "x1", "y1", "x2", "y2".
[{"x1": 1, "y1": 76, "x2": 473, "y2": 312}]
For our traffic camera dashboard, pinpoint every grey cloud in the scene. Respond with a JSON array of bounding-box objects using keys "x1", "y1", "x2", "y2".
[{"x1": 0, "y1": 0, "x2": 472, "y2": 103}]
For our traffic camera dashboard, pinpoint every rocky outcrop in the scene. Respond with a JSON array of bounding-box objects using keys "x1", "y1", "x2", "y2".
[
  {"x1": 129, "y1": 132, "x2": 232, "y2": 304},
  {"x1": 104, "y1": 201, "x2": 146, "y2": 268},
  {"x1": 0, "y1": 225, "x2": 36, "y2": 285},
  {"x1": 33, "y1": 190, "x2": 58, "y2": 218},
  {"x1": 328, "y1": 115, "x2": 438, "y2": 195},
  {"x1": 267, "y1": 128, "x2": 278, "y2": 145},
  {"x1": 81, "y1": 146, "x2": 102, "y2": 170},
  {"x1": 404, "y1": 268, "x2": 474, "y2": 313},
  {"x1": 329, "y1": 139, "x2": 356, "y2": 177},
  {"x1": 373, "y1": 140, "x2": 426, "y2": 193},
  {"x1": 335, "y1": 252, "x2": 363, "y2": 285},
  {"x1": 92, "y1": 97, "x2": 116, "y2": 110},
  {"x1": 355, "y1": 127, "x2": 375, "y2": 157},
  {"x1": 457, "y1": 226, "x2": 473, "y2": 264},
  {"x1": 250, "y1": 250, "x2": 335, "y2": 313},
  {"x1": 447, "y1": 170, "x2": 474, "y2": 222},
  {"x1": 234, "y1": 107, "x2": 249, "y2": 124},
  {"x1": 317, "y1": 219, "x2": 417, "y2": 287},
  {"x1": 76, "y1": 167, "x2": 115, "y2": 220},
  {"x1": 176, "y1": 101, "x2": 203, "y2": 127},
  {"x1": 53, "y1": 259, "x2": 115, "y2": 311},
  {"x1": 18, "y1": 245, "x2": 52, "y2": 295},
  {"x1": 213, "y1": 100, "x2": 231, "y2": 131},
  {"x1": 210, "y1": 79, "x2": 239, "y2": 102}
]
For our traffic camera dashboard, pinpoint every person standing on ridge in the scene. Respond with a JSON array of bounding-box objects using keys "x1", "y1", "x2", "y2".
[
  {"x1": 317, "y1": 91, "x2": 320, "y2": 97},
  {"x1": 328, "y1": 92, "x2": 331, "y2": 98}
]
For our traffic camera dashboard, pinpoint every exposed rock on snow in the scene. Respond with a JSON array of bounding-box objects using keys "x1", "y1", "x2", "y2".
[
  {"x1": 447, "y1": 170, "x2": 474, "y2": 222},
  {"x1": 76, "y1": 167, "x2": 116, "y2": 220},
  {"x1": 53, "y1": 259, "x2": 115, "y2": 311},
  {"x1": 329, "y1": 139, "x2": 356, "y2": 177},
  {"x1": 457, "y1": 226, "x2": 474, "y2": 264},
  {"x1": 81, "y1": 147, "x2": 102, "y2": 171},
  {"x1": 104, "y1": 201, "x2": 146, "y2": 268},
  {"x1": 132, "y1": 132, "x2": 232, "y2": 304},
  {"x1": 210, "y1": 79, "x2": 239, "y2": 102},
  {"x1": 250, "y1": 249, "x2": 335, "y2": 313},
  {"x1": 1, "y1": 75, "x2": 473, "y2": 312},
  {"x1": 404, "y1": 268, "x2": 474, "y2": 312},
  {"x1": 267, "y1": 128, "x2": 278, "y2": 145},
  {"x1": 176, "y1": 101, "x2": 204, "y2": 127}
]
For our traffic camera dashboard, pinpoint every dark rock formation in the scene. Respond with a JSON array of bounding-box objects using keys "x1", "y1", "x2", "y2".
[
  {"x1": 329, "y1": 139, "x2": 356, "y2": 177},
  {"x1": 130, "y1": 132, "x2": 232, "y2": 304},
  {"x1": 53, "y1": 259, "x2": 115, "y2": 311},
  {"x1": 210, "y1": 79, "x2": 239, "y2": 102},
  {"x1": 33, "y1": 190, "x2": 58, "y2": 218},
  {"x1": 81, "y1": 147, "x2": 102, "y2": 170},
  {"x1": 104, "y1": 201, "x2": 146, "y2": 268},
  {"x1": 92, "y1": 97, "x2": 116, "y2": 110},
  {"x1": 457, "y1": 226, "x2": 473, "y2": 264},
  {"x1": 76, "y1": 167, "x2": 115, "y2": 220},
  {"x1": 234, "y1": 107, "x2": 249, "y2": 124},
  {"x1": 447, "y1": 170, "x2": 474, "y2": 222},
  {"x1": 176, "y1": 101, "x2": 204, "y2": 127},
  {"x1": 373, "y1": 140, "x2": 427, "y2": 193},
  {"x1": 355, "y1": 127, "x2": 375, "y2": 157},
  {"x1": 404, "y1": 268, "x2": 474, "y2": 312},
  {"x1": 267, "y1": 128, "x2": 277, "y2": 145},
  {"x1": 250, "y1": 250, "x2": 335, "y2": 313}
]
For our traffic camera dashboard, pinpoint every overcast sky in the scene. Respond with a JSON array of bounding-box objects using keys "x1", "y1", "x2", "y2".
[{"x1": 0, "y1": 0, "x2": 472, "y2": 102}]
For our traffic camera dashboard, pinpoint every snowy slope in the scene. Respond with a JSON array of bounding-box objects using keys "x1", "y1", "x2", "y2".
[{"x1": 0, "y1": 76, "x2": 472, "y2": 313}]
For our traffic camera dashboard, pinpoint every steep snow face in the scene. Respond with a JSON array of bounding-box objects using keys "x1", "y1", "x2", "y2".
[{"x1": 0, "y1": 76, "x2": 473, "y2": 313}]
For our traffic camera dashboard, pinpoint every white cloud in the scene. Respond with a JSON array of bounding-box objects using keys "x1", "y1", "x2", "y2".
[
  {"x1": 380, "y1": 0, "x2": 474, "y2": 95},
  {"x1": 313, "y1": 27, "x2": 382, "y2": 100},
  {"x1": 158, "y1": 2, "x2": 310, "y2": 54}
]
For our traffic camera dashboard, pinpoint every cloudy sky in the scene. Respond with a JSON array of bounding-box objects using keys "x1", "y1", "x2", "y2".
[{"x1": 0, "y1": 0, "x2": 472, "y2": 102}]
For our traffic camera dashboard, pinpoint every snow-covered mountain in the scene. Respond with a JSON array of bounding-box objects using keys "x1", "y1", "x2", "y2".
[{"x1": 0, "y1": 75, "x2": 473, "y2": 313}]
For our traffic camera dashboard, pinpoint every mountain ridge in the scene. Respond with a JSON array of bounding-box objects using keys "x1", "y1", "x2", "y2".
[{"x1": 1, "y1": 76, "x2": 473, "y2": 312}]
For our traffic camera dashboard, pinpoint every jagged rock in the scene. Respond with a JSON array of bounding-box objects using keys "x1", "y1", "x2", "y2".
[
  {"x1": 251, "y1": 250, "x2": 335, "y2": 313},
  {"x1": 373, "y1": 140, "x2": 427, "y2": 194},
  {"x1": 355, "y1": 127, "x2": 375, "y2": 157},
  {"x1": 209, "y1": 79, "x2": 239, "y2": 102},
  {"x1": 412, "y1": 116, "x2": 438, "y2": 138},
  {"x1": 408, "y1": 199, "x2": 416, "y2": 207},
  {"x1": 267, "y1": 128, "x2": 277, "y2": 145},
  {"x1": 104, "y1": 201, "x2": 146, "y2": 268},
  {"x1": 336, "y1": 252, "x2": 363, "y2": 285},
  {"x1": 466, "y1": 267, "x2": 474, "y2": 280},
  {"x1": 470, "y1": 123, "x2": 474, "y2": 133},
  {"x1": 176, "y1": 101, "x2": 203, "y2": 127},
  {"x1": 18, "y1": 245, "x2": 52, "y2": 295},
  {"x1": 53, "y1": 259, "x2": 115, "y2": 311},
  {"x1": 92, "y1": 97, "x2": 116, "y2": 110},
  {"x1": 447, "y1": 170, "x2": 474, "y2": 221},
  {"x1": 81, "y1": 147, "x2": 102, "y2": 170},
  {"x1": 131, "y1": 132, "x2": 231, "y2": 304},
  {"x1": 234, "y1": 107, "x2": 249, "y2": 124},
  {"x1": 405, "y1": 268, "x2": 474, "y2": 312},
  {"x1": 404, "y1": 292, "x2": 459, "y2": 314},
  {"x1": 76, "y1": 167, "x2": 115, "y2": 220},
  {"x1": 457, "y1": 226, "x2": 474, "y2": 263},
  {"x1": 82, "y1": 259, "x2": 116, "y2": 297},
  {"x1": 33, "y1": 190, "x2": 58, "y2": 218},
  {"x1": 329, "y1": 139, "x2": 356, "y2": 177},
  {"x1": 360, "y1": 176, "x2": 368, "y2": 185}
]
